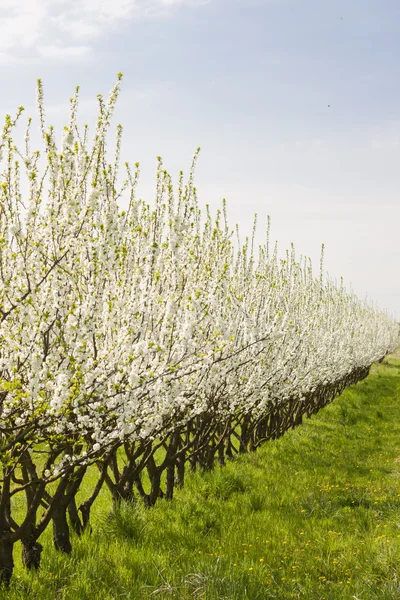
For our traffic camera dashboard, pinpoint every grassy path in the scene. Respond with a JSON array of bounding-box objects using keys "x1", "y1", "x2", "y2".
[{"x1": 9, "y1": 350, "x2": 400, "y2": 599}]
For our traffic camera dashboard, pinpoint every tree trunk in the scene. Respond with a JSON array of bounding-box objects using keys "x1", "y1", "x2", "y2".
[
  {"x1": 165, "y1": 460, "x2": 175, "y2": 500},
  {"x1": 21, "y1": 537, "x2": 43, "y2": 570},
  {"x1": 225, "y1": 435, "x2": 234, "y2": 460},
  {"x1": 68, "y1": 498, "x2": 84, "y2": 536},
  {"x1": 176, "y1": 454, "x2": 185, "y2": 488},
  {"x1": 147, "y1": 457, "x2": 161, "y2": 507},
  {"x1": 78, "y1": 501, "x2": 92, "y2": 532},
  {"x1": 239, "y1": 417, "x2": 250, "y2": 453},
  {"x1": 53, "y1": 507, "x2": 72, "y2": 554},
  {"x1": 0, "y1": 532, "x2": 14, "y2": 587},
  {"x1": 218, "y1": 441, "x2": 225, "y2": 466}
]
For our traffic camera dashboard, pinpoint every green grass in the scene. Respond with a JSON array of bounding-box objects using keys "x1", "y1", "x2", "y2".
[{"x1": 7, "y1": 349, "x2": 400, "y2": 599}]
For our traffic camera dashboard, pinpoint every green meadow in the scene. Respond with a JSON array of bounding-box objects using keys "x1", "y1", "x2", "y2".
[{"x1": 6, "y1": 349, "x2": 400, "y2": 600}]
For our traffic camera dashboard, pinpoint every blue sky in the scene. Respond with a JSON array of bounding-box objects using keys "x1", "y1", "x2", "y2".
[{"x1": 1, "y1": 0, "x2": 400, "y2": 316}]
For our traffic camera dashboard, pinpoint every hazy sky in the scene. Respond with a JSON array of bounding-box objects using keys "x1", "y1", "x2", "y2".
[{"x1": 1, "y1": 0, "x2": 399, "y2": 317}]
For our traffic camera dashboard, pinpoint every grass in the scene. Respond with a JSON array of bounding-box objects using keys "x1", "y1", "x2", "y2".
[{"x1": 6, "y1": 349, "x2": 400, "y2": 599}]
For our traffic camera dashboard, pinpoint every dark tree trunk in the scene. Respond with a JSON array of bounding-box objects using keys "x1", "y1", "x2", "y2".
[
  {"x1": 218, "y1": 440, "x2": 225, "y2": 466},
  {"x1": 0, "y1": 532, "x2": 14, "y2": 587},
  {"x1": 21, "y1": 538, "x2": 43, "y2": 570},
  {"x1": 176, "y1": 454, "x2": 185, "y2": 487},
  {"x1": 165, "y1": 460, "x2": 175, "y2": 500},
  {"x1": 225, "y1": 435, "x2": 234, "y2": 460},
  {"x1": 78, "y1": 502, "x2": 92, "y2": 532},
  {"x1": 121, "y1": 482, "x2": 136, "y2": 504},
  {"x1": 147, "y1": 457, "x2": 161, "y2": 507},
  {"x1": 53, "y1": 506, "x2": 72, "y2": 554},
  {"x1": 239, "y1": 416, "x2": 250, "y2": 453},
  {"x1": 68, "y1": 498, "x2": 84, "y2": 536},
  {"x1": 164, "y1": 430, "x2": 181, "y2": 500},
  {"x1": 133, "y1": 474, "x2": 147, "y2": 503}
]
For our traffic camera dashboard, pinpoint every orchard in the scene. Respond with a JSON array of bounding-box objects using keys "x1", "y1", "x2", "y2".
[{"x1": 0, "y1": 76, "x2": 398, "y2": 586}]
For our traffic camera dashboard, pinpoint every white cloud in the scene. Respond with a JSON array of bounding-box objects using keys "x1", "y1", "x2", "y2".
[
  {"x1": 0, "y1": 52, "x2": 18, "y2": 64},
  {"x1": 0, "y1": 0, "x2": 46, "y2": 49},
  {"x1": 0, "y1": 0, "x2": 205, "y2": 62},
  {"x1": 52, "y1": 0, "x2": 137, "y2": 40},
  {"x1": 37, "y1": 44, "x2": 92, "y2": 61}
]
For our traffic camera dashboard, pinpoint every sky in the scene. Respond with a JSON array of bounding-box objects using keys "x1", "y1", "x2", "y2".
[{"x1": 1, "y1": 0, "x2": 399, "y2": 317}]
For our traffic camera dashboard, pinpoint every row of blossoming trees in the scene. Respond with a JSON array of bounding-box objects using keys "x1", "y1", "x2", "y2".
[{"x1": 0, "y1": 76, "x2": 398, "y2": 585}]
